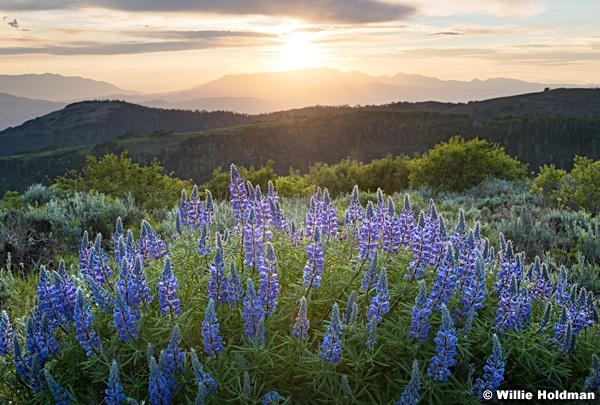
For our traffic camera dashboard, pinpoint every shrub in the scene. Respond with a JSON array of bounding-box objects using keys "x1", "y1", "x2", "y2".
[{"x1": 408, "y1": 136, "x2": 526, "y2": 192}]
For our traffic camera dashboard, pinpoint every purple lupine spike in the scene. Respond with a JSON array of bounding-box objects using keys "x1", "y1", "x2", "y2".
[
  {"x1": 190, "y1": 348, "x2": 218, "y2": 395},
  {"x1": 244, "y1": 207, "x2": 265, "y2": 269},
  {"x1": 105, "y1": 360, "x2": 127, "y2": 405},
  {"x1": 208, "y1": 241, "x2": 229, "y2": 305},
  {"x1": 427, "y1": 305, "x2": 458, "y2": 382},
  {"x1": 409, "y1": 280, "x2": 432, "y2": 344},
  {"x1": 397, "y1": 194, "x2": 415, "y2": 248},
  {"x1": 227, "y1": 261, "x2": 244, "y2": 305},
  {"x1": 358, "y1": 201, "x2": 380, "y2": 262},
  {"x1": 36, "y1": 265, "x2": 64, "y2": 327},
  {"x1": 148, "y1": 350, "x2": 172, "y2": 405},
  {"x1": 179, "y1": 188, "x2": 189, "y2": 227},
  {"x1": 158, "y1": 257, "x2": 182, "y2": 316},
  {"x1": 428, "y1": 245, "x2": 457, "y2": 311},
  {"x1": 320, "y1": 189, "x2": 338, "y2": 239},
  {"x1": 459, "y1": 251, "x2": 487, "y2": 319},
  {"x1": 197, "y1": 223, "x2": 211, "y2": 257},
  {"x1": 116, "y1": 260, "x2": 140, "y2": 309},
  {"x1": 0, "y1": 310, "x2": 14, "y2": 356},
  {"x1": 202, "y1": 298, "x2": 224, "y2": 357},
  {"x1": 229, "y1": 164, "x2": 248, "y2": 223},
  {"x1": 289, "y1": 221, "x2": 301, "y2": 247},
  {"x1": 305, "y1": 196, "x2": 320, "y2": 239},
  {"x1": 405, "y1": 212, "x2": 431, "y2": 281},
  {"x1": 73, "y1": 288, "x2": 101, "y2": 357},
  {"x1": 88, "y1": 233, "x2": 113, "y2": 286},
  {"x1": 269, "y1": 197, "x2": 289, "y2": 233},
  {"x1": 293, "y1": 296, "x2": 310, "y2": 341},
  {"x1": 53, "y1": 260, "x2": 77, "y2": 320},
  {"x1": 187, "y1": 185, "x2": 204, "y2": 229},
  {"x1": 243, "y1": 278, "x2": 265, "y2": 340},
  {"x1": 344, "y1": 185, "x2": 363, "y2": 237},
  {"x1": 495, "y1": 240, "x2": 520, "y2": 293},
  {"x1": 320, "y1": 302, "x2": 343, "y2": 364},
  {"x1": 132, "y1": 254, "x2": 153, "y2": 306},
  {"x1": 164, "y1": 324, "x2": 185, "y2": 375},
  {"x1": 303, "y1": 227, "x2": 325, "y2": 289},
  {"x1": 382, "y1": 196, "x2": 401, "y2": 254},
  {"x1": 79, "y1": 231, "x2": 91, "y2": 274},
  {"x1": 553, "y1": 265, "x2": 571, "y2": 307},
  {"x1": 124, "y1": 230, "x2": 137, "y2": 265},
  {"x1": 203, "y1": 189, "x2": 214, "y2": 225},
  {"x1": 584, "y1": 354, "x2": 600, "y2": 391},
  {"x1": 84, "y1": 275, "x2": 114, "y2": 313},
  {"x1": 397, "y1": 359, "x2": 421, "y2": 405},
  {"x1": 366, "y1": 319, "x2": 378, "y2": 350},
  {"x1": 34, "y1": 313, "x2": 59, "y2": 364},
  {"x1": 113, "y1": 289, "x2": 139, "y2": 341},
  {"x1": 473, "y1": 334, "x2": 505, "y2": 398},
  {"x1": 258, "y1": 243, "x2": 279, "y2": 315},
  {"x1": 361, "y1": 250, "x2": 379, "y2": 292},
  {"x1": 143, "y1": 220, "x2": 168, "y2": 261},
  {"x1": 343, "y1": 291, "x2": 358, "y2": 325},
  {"x1": 44, "y1": 369, "x2": 74, "y2": 404},
  {"x1": 366, "y1": 268, "x2": 390, "y2": 329},
  {"x1": 113, "y1": 217, "x2": 124, "y2": 264},
  {"x1": 495, "y1": 275, "x2": 530, "y2": 335},
  {"x1": 267, "y1": 180, "x2": 279, "y2": 203},
  {"x1": 552, "y1": 306, "x2": 575, "y2": 353}
]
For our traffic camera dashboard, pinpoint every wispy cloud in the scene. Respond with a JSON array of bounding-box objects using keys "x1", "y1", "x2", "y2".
[{"x1": 0, "y1": 0, "x2": 416, "y2": 23}]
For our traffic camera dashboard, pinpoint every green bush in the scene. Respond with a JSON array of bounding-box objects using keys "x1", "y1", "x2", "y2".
[{"x1": 408, "y1": 136, "x2": 526, "y2": 192}]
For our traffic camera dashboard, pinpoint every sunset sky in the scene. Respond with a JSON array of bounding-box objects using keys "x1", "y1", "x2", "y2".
[{"x1": 1, "y1": 0, "x2": 598, "y2": 92}]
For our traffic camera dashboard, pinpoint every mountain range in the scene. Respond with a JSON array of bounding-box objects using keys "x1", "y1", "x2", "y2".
[{"x1": 1, "y1": 68, "x2": 596, "y2": 130}]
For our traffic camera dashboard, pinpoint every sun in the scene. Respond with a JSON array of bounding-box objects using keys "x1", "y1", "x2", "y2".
[{"x1": 274, "y1": 32, "x2": 322, "y2": 71}]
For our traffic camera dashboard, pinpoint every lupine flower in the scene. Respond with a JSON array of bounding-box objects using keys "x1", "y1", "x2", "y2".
[
  {"x1": 342, "y1": 374, "x2": 351, "y2": 398},
  {"x1": 244, "y1": 207, "x2": 265, "y2": 269},
  {"x1": 202, "y1": 298, "x2": 224, "y2": 357},
  {"x1": 36, "y1": 266, "x2": 64, "y2": 327},
  {"x1": 358, "y1": 201, "x2": 379, "y2": 262},
  {"x1": 320, "y1": 189, "x2": 339, "y2": 239},
  {"x1": 583, "y1": 354, "x2": 600, "y2": 391},
  {"x1": 229, "y1": 164, "x2": 249, "y2": 223},
  {"x1": 459, "y1": 251, "x2": 487, "y2": 320},
  {"x1": 537, "y1": 302, "x2": 552, "y2": 332},
  {"x1": 203, "y1": 189, "x2": 214, "y2": 225},
  {"x1": 293, "y1": 296, "x2": 310, "y2": 341},
  {"x1": 365, "y1": 320, "x2": 378, "y2": 350},
  {"x1": 343, "y1": 291, "x2": 358, "y2": 325},
  {"x1": 116, "y1": 261, "x2": 139, "y2": 310},
  {"x1": 165, "y1": 324, "x2": 186, "y2": 374},
  {"x1": 175, "y1": 211, "x2": 183, "y2": 236},
  {"x1": 132, "y1": 255, "x2": 153, "y2": 306},
  {"x1": 305, "y1": 194, "x2": 321, "y2": 239},
  {"x1": 405, "y1": 212, "x2": 431, "y2": 281},
  {"x1": 361, "y1": 250, "x2": 379, "y2": 292},
  {"x1": 53, "y1": 260, "x2": 77, "y2": 320},
  {"x1": 429, "y1": 245, "x2": 457, "y2": 311},
  {"x1": 105, "y1": 360, "x2": 127, "y2": 405},
  {"x1": 366, "y1": 268, "x2": 390, "y2": 329},
  {"x1": 397, "y1": 194, "x2": 415, "y2": 248},
  {"x1": 179, "y1": 189, "x2": 189, "y2": 227},
  {"x1": 190, "y1": 347, "x2": 218, "y2": 395},
  {"x1": 33, "y1": 313, "x2": 59, "y2": 364},
  {"x1": 397, "y1": 360, "x2": 420, "y2": 405},
  {"x1": 73, "y1": 288, "x2": 101, "y2": 357},
  {"x1": 79, "y1": 231, "x2": 91, "y2": 272},
  {"x1": 197, "y1": 223, "x2": 211, "y2": 257},
  {"x1": 113, "y1": 289, "x2": 139, "y2": 341},
  {"x1": 495, "y1": 240, "x2": 521, "y2": 293},
  {"x1": 227, "y1": 262, "x2": 244, "y2": 305},
  {"x1": 262, "y1": 391, "x2": 281, "y2": 404},
  {"x1": 44, "y1": 369, "x2": 74, "y2": 405},
  {"x1": 88, "y1": 233, "x2": 113, "y2": 285},
  {"x1": 158, "y1": 257, "x2": 182, "y2": 316},
  {"x1": 303, "y1": 227, "x2": 325, "y2": 289},
  {"x1": 12, "y1": 336, "x2": 35, "y2": 387},
  {"x1": 148, "y1": 350, "x2": 172, "y2": 405},
  {"x1": 243, "y1": 279, "x2": 266, "y2": 342},
  {"x1": 552, "y1": 306, "x2": 575, "y2": 353},
  {"x1": 553, "y1": 265, "x2": 571, "y2": 307},
  {"x1": 473, "y1": 334, "x2": 505, "y2": 398},
  {"x1": 269, "y1": 197, "x2": 289, "y2": 232},
  {"x1": 113, "y1": 217, "x2": 124, "y2": 264},
  {"x1": 139, "y1": 220, "x2": 167, "y2": 262},
  {"x1": 186, "y1": 185, "x2": 204, "y2": 229},
  {"x1": 0, "y1": 310, "x2": 14, "y2": 356},
  {"x1": 84, "y1": 275, "x2": 114, "y2": 313},
  {"x1": 320, "y1": 303, "x2": 343, "y2": 364},
  {"x1": 344, "y1": 185, "x2": 363, "y2": 237},
  {"x1": 409, "y1": 280, "x2": 432, "y2": 344},
  {"x1": 208, "y1": 239, "x2": 229, "y2": 305},
  {"x1": 289, "y1": 221, "x2": 301, "y2": 247},
  {"x1": 427, "y1": 305, "x2": 458, "y2": 382},
  {"x1": 258, "y1": 243, "x2": 279, "y2": 315},
  {"x1": 382, "y1": 196, "x2": 401, "y2": 254},
  {"x1": 495, "y1": 275, "x2": 530, "y2": 335},
  {"x1": 532, "y1": 263, "x2": 553, "y2": 301}
]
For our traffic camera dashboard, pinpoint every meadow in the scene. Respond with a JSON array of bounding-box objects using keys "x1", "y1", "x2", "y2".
[{"x1": 0, "y1": 162, "x2": 599, "y2": 405}]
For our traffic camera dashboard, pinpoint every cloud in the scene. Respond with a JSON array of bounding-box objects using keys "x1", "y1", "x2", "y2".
[
  {"x1": 0, "y1": 30, "x2": 277, "y2": 55},
  {"x1": 0, "y1": 0, "x2": 415, "y2": 23}
]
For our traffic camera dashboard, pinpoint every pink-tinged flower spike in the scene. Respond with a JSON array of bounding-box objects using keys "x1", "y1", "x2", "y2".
[{"x1": 292, "y1": 296, "x2": 310, "y2": 341}]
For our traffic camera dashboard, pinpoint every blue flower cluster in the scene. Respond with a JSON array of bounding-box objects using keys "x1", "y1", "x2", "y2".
[
  {"x1": 303, "y1": 227, "x2": 325, "y2": 290},
  {"x1": 258, "y1": 243, "x2": 279, "y2": 315},
  {"x1": 202, "y1": 299, "x2": 224, "y2": 357},
  {"x1": 473, "y1": 334, "x2": 505, "y2": 398},
  {"x1": 320, "y1": 303, "x2": 344, "y2": 364},
  {"x1": 293, "y1": 296, "x2": 310, "y2": 341},
  {"x1": 0, "y1": 310, "x2": 14, "y2": 356},
  {"x1": 397, "y1": 359, "x2": 420, "y2": 405},
  {"x1": 427, "y1": 305, "x2": 458, "y2": 382},
  {"x1": 158, "y1": 257, "x2": 182, "y2": 316},
  {"x1": 409, "y1": 280, "x2": 432, "y2": 344},
  {"x1": 105, "y1": 360, "x2": 127, "y2": 405}
]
